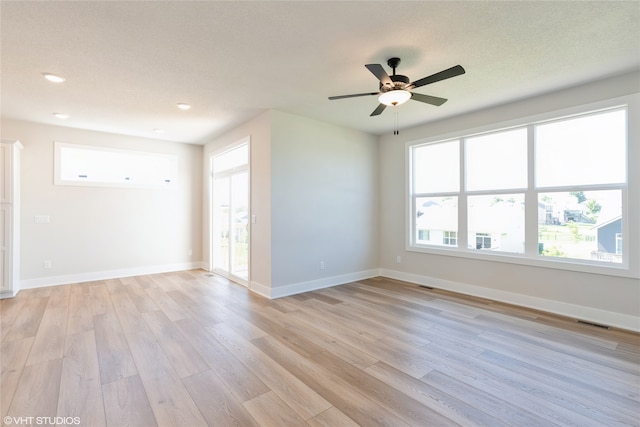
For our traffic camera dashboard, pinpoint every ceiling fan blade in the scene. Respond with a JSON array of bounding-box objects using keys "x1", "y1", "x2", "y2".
[
  {"x1": 410, "y1": 92, "x2": 448, "y2": 106},
  {"x1": 370, "y1": 103, "x2": 387, "y2": 116},
  {"x1": 328, "y1": 92, "x2": 379, "y2": 100},
  {"x1": 365, "y1": 64, "x2": 393, "y2": 87},
  {"x1": 410, "y1": 65, "x2": 466, "y2": 89}
]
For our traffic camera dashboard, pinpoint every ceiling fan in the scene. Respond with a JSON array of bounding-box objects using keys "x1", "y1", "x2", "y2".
[{"x1": 328, "y1": 57, "x2": 465, "y2": 116}]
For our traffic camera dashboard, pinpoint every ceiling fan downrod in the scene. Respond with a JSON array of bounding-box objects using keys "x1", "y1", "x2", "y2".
[{"x1": 387, "y1": 57, "x2": 401, "y2": 76}]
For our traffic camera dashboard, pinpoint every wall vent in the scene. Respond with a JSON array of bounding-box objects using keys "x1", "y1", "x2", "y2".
[{"x1": 577, "y1": 320, "x2": 610, "y2": 330}]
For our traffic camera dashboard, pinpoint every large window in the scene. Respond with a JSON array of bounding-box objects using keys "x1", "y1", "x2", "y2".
[{"x1": 409, "y1": 105, "x2": 629, "y2": 274}]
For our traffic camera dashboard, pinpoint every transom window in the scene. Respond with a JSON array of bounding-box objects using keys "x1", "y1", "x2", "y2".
[
  {"x1": 54, "y1": 142, "x2": 177, "y2": 189},
  {"x1": 408, "y1": 105, "x2": 629, "y2": 275}
]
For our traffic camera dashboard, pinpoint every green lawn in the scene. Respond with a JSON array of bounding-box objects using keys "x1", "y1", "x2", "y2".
[{"x1": 538, "y1": 223, "x2": 596, "y2": 259}]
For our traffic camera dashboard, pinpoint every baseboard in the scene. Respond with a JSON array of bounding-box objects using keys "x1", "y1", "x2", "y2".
[
  {"x1": 267, "y1": 269, "x2": 380, "y2": 299},
  {"x1": 249, "y1": 280, "x2": 271, "y2": 298},
  {"x1": 379, "y1": 268, "x2": 640, "y2": 333},
  {"x1": 0, "y1": 288, "x2": 18, "y2": 299},
  {"x1": 19, "y1": 261, "x2": 207, "y2": 290}
]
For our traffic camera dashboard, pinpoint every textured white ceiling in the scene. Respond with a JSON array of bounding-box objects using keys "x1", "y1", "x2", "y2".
[{"x1": 1, "y1": 1, "x2": 639, "y2": 144}]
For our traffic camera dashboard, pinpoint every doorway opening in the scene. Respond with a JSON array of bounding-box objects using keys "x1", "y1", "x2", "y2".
[{"x1": 210, "y1": 139, "x2": 249, "y2": 286}]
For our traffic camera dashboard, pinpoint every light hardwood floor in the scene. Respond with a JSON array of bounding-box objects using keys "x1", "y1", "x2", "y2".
[{"x1": 1, "y1": 271, "x2": 638, "y2": 426}]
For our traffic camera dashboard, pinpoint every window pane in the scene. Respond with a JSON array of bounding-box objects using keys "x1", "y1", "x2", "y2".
[
  {"x1": 535, "y1": 109, "x2": 626, "y2": 187},
  {"x1": 538, "y1": 190, "x2": 622, "y2": 263},
  {"x1": 415, "y1": 197, "x2": 458, "y2": 246},
  {"x1": 213, "y1": 144, "x2": 248, "y2": 173},
  {"x1": 468, "y1": 194, "x2": 525, "y2": 253},
  {"x1": 466, "y1": 128, "x2": 527, "y2": 191},
  {"x1": 212, "y1": 176, "x2": 230, "y2": 271},
  {"x1": 413, "y1": 141, "x2": 459, "y2": 194},
  {"x1": 231, "y1": 172, "x2": 249, "y2": 279}
]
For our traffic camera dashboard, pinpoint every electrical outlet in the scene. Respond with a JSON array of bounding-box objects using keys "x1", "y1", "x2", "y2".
[
  {"x1": 396, "y1": 255, "x2": 402, "y2": 264},
  {"x1": 43, "y1": 260, "x2": 52, "y2": 269},
  {"x1": 320, "y1": 261, "x2": 325, "y2": 270},
  {"x1": 188, "y1": 249, "x2": 193, "y2": 257}
]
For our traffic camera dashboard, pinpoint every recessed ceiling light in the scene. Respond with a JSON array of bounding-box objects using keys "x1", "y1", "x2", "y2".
[
  {"x1": 42, "y1": 73, "x2": 66, "y2": 83},
  {"x1": 52, "y1": 113, "x2": 69, "y2": 119},
  {"x1": 176, "y1": 103, "x2": 191, "y2": 110}
]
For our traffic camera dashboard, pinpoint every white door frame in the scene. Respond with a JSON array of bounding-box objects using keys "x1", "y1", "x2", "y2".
[{"x1": 209, "y1": 137, "x2": 251, "y2": 286}]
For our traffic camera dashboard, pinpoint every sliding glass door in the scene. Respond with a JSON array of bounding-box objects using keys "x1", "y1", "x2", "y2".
[{"x1": 211, "y1": 142, "x2": 249, "y2": 285}]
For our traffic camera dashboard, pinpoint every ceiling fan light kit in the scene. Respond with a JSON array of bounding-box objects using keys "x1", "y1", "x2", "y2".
[
  {"x1": 379, "y1": 89, "x2": 411, "y2": 106},
  {"x1": 329, "y1": 56, "x2": 465, "y2": 120}
]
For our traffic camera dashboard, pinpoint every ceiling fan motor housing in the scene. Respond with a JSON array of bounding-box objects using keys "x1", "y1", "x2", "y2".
[
  {"x1": 380, "y1": 57, "x2": 410, "y2": 92},
  {"x1": 380, "y1": 74, "x2": 410, "y2": 92}
]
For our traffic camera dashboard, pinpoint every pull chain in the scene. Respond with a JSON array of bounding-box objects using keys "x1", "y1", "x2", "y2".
[{"x1": 393, "y1": 109, "x2": 400, "y2": 135}]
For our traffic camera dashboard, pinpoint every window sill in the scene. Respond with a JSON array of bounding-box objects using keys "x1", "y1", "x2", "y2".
[{"x1": 406, "y1": 244, "x2": 637, "y2": 279}]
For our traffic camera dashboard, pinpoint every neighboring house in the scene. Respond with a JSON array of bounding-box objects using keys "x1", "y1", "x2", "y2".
[
  {"x1": 415, "y1": 199, "x2": 458, "y2": 246},
  {"x1": 564, "y1": 208, "x2": 594, "y2": 224},
  {"x1": 539, "y1": 202, "x2": 559, "y2": 225},
  {"x1": 593, "y1": 215, "x2": 622, "y2": 256},
  {"x1": 540, "y1": 198, "x2": 595, "y2": 226},
  {"x1": 416, "y1": 199, "x2": 525, "y2": 252}
]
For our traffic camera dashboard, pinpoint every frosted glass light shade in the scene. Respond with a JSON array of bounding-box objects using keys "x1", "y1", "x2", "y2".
[{"x1": 378, "y1": 90, "x2": 411, "y2": 106}]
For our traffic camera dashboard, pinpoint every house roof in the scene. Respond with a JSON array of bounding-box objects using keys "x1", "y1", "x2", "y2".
[
  {"x1": 593, "y1": 215, "x2": 622, "y2": 230},
  {"x1": 1, "y1": 1, "x2": 638, "y2": 144},
  {"x1": 593, "y1": 203, "x2": 623, "y2": 229}
]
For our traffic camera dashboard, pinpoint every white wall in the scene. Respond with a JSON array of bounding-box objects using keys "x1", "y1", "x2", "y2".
[
  {"x1": 270, "y1": 111, "x2": 379, "y2": 296},
  {"x1": 203, "y1": 110, "x2": 379, "y2": 298},
  {"x1": 1, "y1": 119, "x2": 203, "y2": 287},
  {"x1": 378, "y1": 72, "x2": 640, "y2": 331}
]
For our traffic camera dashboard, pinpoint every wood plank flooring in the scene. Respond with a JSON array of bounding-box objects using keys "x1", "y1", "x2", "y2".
[{"x1": 1, "y1": 271, "x2": 639, "y2": 426}]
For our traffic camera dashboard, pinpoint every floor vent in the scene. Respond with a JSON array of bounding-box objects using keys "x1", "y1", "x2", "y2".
[
  {"x1": 205, "y1": 274, "x2": 215, "y2": 277},
  {"x1": 577, "y1": 320, "x2": 610, "y2": 330},
  {"x1": 418, "y1": 285, "x2": 434, "y2": 290}
]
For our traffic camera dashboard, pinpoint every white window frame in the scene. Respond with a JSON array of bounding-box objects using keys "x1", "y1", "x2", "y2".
[
  {"x1": 406, "y1": 94, "x2": 638, "y2": 279},
  {"x1": 54, "y1": 142, "x2": 178, "y2": 189}
]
